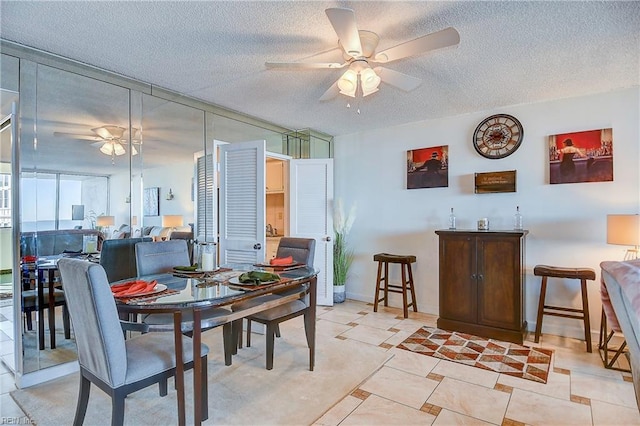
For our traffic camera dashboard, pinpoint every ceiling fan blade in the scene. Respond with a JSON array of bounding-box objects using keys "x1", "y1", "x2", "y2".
[
  {"x1": 373, "y1": 27, "x2": 460, "y2": 64},
  {"x1": 319, "y1": 80, "x2": 340, "y2": 101},
  {"x1": 374, "y1": 67, "x2": 422, "y2": 92},
  {"x1": 53, "y1": 131, "x2": 101, "y2": 141},
  {"x1": 265, "y1": 61, "x2": 346, "y2": 70},
  {"x1": 325, "y1": 7, "x2": 363, "y2": 58}
]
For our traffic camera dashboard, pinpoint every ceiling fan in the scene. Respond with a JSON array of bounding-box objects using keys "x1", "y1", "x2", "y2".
[
  {"x1": 265, "y1": 7, "x2": 460, "y2": 101},
  {"x1": 54, "y1": 125, "x2": 140, "y2": 157}
]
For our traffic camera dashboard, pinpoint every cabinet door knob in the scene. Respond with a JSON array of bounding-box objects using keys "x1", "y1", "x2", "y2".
[
  {"x1": 471, "y1": 274, "x2": 476, "y2": 279},
  {"x1": 478, "y1": 274, "x2": 483, "y2": 281}
]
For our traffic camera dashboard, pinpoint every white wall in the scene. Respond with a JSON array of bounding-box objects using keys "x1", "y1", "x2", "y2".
[{"x1": 335, "y1": 87, "x2": 640, "y2": 340}]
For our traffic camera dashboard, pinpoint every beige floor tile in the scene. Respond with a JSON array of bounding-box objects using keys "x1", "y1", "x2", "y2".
[
  {"x1": 505, "y1": 387, "x2": 592, "y2": 425},
  {"x1": 331, "y1": 300, "x2": 371, "y2": 314},
  {"x1": 341, "y1": 394, "x2": 436, "y2": 425},
  {"x1": 315, "y1": 318, "x2": 353, "y2": 338},
  {"x1": 314, "y1": 395, "x2": 362, "y2": 426},
  {"x1": 0, "y1": 394, "x2": 27, "y2": 419},
  {"x1": 341, "y1": 324, "x2": 395, "y2": 346},
  {"x1": 432, "y1": 359, "x2": 498, "y2": 389},
  {"x1": 354, "y1": 311, "x2": 403, "y2": 330},
  {"x1": 432, "y1": 408, "x2": 495, "y2": 425},
  {"x1": 591, "y1": 399, "x2": 640, "y2": 425},
  {"x1": 0, "y1": 372, "x2": 16, "y2": 394},
  {"x1": 497, "y1": 370, "x2": 571, "y2": 400},
  {"x1": 384, "y1": 347, "x2": 439, "y2": 377},
  {"x1": 317, "y1": 309, "x2": 364, "y2": 325},
  {"x1": 384, "y1": 329, "x2": 414, "y2": 347},
  {"x1": 427, "y1": 377, "x2": 509, "y2": 424},
  {"x1": 570, "y1": 370, "x2": 637, "y2": 408},
  {"x1": 553, "y1": 346, "x2": 621, "y2": 379},
  {"x1": 360, "y1": 365, "x2": 438, "y2": 409},
  {"x1": 392, "y1": 318, "x2": 428, "y2": 333}
]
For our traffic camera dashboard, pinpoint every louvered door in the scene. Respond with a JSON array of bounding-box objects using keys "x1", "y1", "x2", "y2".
[{"x1": 218, "y1": 140, "x2": 266, "y2": 264}]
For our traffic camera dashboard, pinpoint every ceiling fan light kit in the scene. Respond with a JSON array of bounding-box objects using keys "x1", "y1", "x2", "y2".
[{"x1": 265, "y1": 7, "x2": 460, "y2": 102}]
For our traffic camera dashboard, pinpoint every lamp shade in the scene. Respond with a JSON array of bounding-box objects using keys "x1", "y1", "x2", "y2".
[
  {"x1": 131, "y1": 216, "x2": 138, "y2": 226},
  {"x1": 607, "y1": 214, "x2": 640, "y2": 246},
  {"x1": 96, "y1": 215, "x2": 115, "y2": 227},
  {"x1": 162, "y1": 215, "x2": 183, "y2": 228}
]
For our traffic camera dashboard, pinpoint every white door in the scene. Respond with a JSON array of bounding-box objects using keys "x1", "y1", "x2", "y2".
[
  {"x1": 218, "y1": 140, "x2": 266, "y2": 264},
  {"x1": 289, "y1": 159, "x2": 334, "y2": 306}
]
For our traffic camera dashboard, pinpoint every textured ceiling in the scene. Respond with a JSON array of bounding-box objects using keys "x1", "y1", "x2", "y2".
[{"x1": 1, "y1": 1, "x2": 639, "y2": 138}]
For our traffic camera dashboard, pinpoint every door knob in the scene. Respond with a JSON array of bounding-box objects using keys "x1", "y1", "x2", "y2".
[
  {"x1": 324, "y1": 236, "x2": 331, "y2": 242},
  {"x1": 253, "y1": 243, "x2": 261, "y2": 250}
]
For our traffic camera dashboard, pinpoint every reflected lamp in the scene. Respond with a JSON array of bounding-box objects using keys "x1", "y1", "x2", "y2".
[{"x1": 162, "y1": 215, "x2": 183, "y2": 229}]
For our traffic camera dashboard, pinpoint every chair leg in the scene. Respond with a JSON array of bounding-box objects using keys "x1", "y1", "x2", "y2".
[
  {"x1": 111, "y1": 393, "x2": 125, "y2": 426},
  {"x1": 201, "y1": 355, "x2": 209, "y2": 421},
  {"x1": 246, "y1": 319, "x2": 252, "y2": 348},
  {"x1": 373, "y1": 261, "x2": 383, "y2": 312},
  {"x1": 159, "y1": 378, "x2": 168, "y2": 396},
  {"x1": 266, "y1": 323, "x2": 276, "y2": 370},
  {"x1": 73, "y1": 375, "x2": 91, "y2": 426},
  {"x1": 222, "y1": 322, "x2": 233, "y2": 366},
  {"x1": 275, "y1": 324, "x2": 281, "y2": 338},
  {"x1": 400, "y1": 263, "x2": 408, "y2": 318},
  {"x1": 580, "y1": 279, "x2": 592, "y2": 352},
  {"x1": 303, "y1": 312, "x2": 315, "y2": 371},
  {"x1": 534, "y1": 276, "x2": 548, "y2": 343},
  {"x1": 63, "y1": 305, "x2": 71, "y2": 339},
  {"x1": 407, "y1": 263, "x2": 418, "y2": 313},
  {"x1": 383, "y1": 261, "x2": 389, "y2": 307}
]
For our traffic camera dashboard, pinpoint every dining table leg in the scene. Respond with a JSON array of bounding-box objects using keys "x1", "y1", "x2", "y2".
[
  {"x1": 173, "y1": 311, "x2": 185, "y2": 426},
  {"x1": 37, "y1": 269, "x2": 45, "y2": 350},
  {"x1": 48, "y1": 268, "x2": 56, "y2": 349},
  {"x1": 193, "y1": 308, "x2": 203, "y2": 425}
]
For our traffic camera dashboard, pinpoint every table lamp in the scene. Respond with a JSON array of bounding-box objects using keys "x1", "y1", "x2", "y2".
[
  {"x1": 607, "y1": 214, "x2": 640, "y2": 260},
  {"x1": 96, "y1": 215, "x2": 115, "y2": 236},
  {"x1": 162, "y1": 215, "x2": 183, "y2": 229}
]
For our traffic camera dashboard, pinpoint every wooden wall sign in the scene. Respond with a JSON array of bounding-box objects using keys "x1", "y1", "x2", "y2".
[{"x1": 474, "y1": 170, "x2": 516, "y2": 193}]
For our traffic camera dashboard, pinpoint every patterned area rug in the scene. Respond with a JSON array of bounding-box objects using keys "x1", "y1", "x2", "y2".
[{"x1": 397, "y1": 326, "x2": 553, "y2": 384}]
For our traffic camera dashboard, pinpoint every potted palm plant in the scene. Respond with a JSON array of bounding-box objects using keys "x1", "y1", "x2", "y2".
[{"x1": 333, "y1": 199, "x2": 356, "y2": 303}]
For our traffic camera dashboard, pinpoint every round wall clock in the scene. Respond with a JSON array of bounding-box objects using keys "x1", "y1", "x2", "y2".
[{"x1": 472, "y1": 114, "x2": 524, "y2": 159}]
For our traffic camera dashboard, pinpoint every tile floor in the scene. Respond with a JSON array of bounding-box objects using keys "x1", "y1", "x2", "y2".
[{"x1": 2, "y1": 299, "x2": 640, "y2": 425}]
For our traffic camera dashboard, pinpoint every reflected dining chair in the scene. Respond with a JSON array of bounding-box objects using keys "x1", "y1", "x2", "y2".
[
  {"x1": 100, "y1": 237, "x2": 152, "y2": 283},
  {"x1": 168, "y1": 231, "x2": 195, "y2": 265},
  {"x1": 57, "y1": 258, "x2": 209, "y2": 425},
  {"x1": 232, "y1": 237, "x2": 316, "y2": 370}
]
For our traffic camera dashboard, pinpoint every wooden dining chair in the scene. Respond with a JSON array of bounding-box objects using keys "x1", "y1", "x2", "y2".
[
  {"x1": 232, "y1": 237, "x2": 316, "y2": 370},
  {"x1": 57, "y1": 258, "x2": 209, "y2": 425}
]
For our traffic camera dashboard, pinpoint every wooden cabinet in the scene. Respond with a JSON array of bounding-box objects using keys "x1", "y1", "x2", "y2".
[
  {"x1": 435, "y1": 230, "x2": 528, "y2": 344},
  {"x1": 266, "y1": 160, "x2": 284, "y2": 193}
]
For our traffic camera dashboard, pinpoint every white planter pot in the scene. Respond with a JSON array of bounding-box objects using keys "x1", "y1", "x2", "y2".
[{"x1": 333, "y1": 285, "x2": 346, "y2": 303}]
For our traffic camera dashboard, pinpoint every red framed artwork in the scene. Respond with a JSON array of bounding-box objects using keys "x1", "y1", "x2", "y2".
[
  {"x1": 548, "y1": 128, "x2": 613, "y2": 184},
  {"x1": 407, "y1": 145, "x2": 448, "y2": 189}
]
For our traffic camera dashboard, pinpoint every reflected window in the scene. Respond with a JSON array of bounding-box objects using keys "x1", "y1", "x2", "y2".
[{"x1": 0, "y1": 174, "x2": 10, "y2": 227}]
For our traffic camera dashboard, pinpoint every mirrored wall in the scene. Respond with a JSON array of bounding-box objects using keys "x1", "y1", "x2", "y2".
[{"x1": 0, "y1": 44, "x2": 332, "y2": 382}]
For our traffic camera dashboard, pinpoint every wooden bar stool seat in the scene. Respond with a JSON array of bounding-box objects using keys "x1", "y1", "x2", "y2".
[
  {"x1": 373, "y1": 253, "x2": 417, "y2": 318},
  {"x1": 533, "y1": 264, "x2": 596, "y2": 352}
]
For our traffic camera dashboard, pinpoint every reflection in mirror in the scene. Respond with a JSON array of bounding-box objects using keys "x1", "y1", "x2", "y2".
[{"x1": 19, "y1": 63, "x2": 130, "y2": 373}]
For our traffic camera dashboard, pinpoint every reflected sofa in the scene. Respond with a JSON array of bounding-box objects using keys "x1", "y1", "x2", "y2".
[
  {"x1": 600, "y1": 259, "x2": 640, "y2": 411},
  {"x1": 20, "y1": 229, "x2": 104, "y2": 257}
]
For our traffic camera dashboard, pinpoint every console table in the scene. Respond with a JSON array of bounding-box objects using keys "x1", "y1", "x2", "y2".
[{"x1": 435, "y1": 229, "x2": 528, "y2": 344}]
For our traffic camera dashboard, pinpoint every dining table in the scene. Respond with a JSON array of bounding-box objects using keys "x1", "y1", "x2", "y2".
[{"x1": 112, "y1": 264, "x2": 319, "y2": 426}]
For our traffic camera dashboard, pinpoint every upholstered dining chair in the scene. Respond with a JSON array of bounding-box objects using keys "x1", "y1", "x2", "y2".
[
  {"x1": 135, "y1": 240, "x2": 191, "y2": 276},
  {"x1": 168, "y1": 231, "x2": 195, "y2": 265},
  {"x1": 134, "y1": 239, "x2": 235, "y2": 365},
  {"x1": 232, "y1": 237, "x2": 316, "y2": 370},
  {"x1": 57, "y1": 258, "x2": 209, "y2": 425},
  {"x1": 100, "y1": 237, "x2": 152, "y2": 283}
]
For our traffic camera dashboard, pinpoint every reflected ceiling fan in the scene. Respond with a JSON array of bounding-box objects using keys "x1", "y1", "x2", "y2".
[
  {"x1": 54, "y1": 125, "x2": 140, "y2": 157},
  {"x1": 266, "y1": 7, "x2": 460, "y2": 101}
]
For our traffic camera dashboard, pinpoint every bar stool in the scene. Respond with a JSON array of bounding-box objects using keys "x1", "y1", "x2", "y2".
[
  {"x1": 533, "y1": 265, "x2": 596, "y2": 352},
  {"x1": 373, "y1": 253, "x2": 417, "y2": 318},
  {"x1": 599, "y1": 279, "x2": 630, "y2": 372}
]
